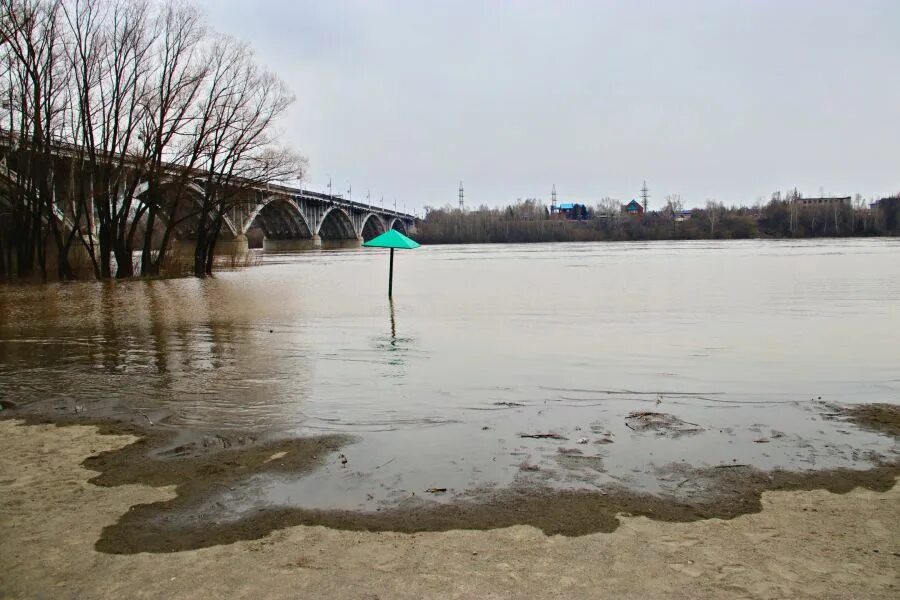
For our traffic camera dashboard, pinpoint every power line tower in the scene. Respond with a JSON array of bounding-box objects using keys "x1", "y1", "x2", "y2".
[
  {"x1": 458, "y1": 181, "x2": 464, "y2": 211},
  {"x1": 551, "y1": 184, "x2": 558, "y2": 214},
  {"x1": 641, "y1": 180, "x2": 650, "y2": 213}
]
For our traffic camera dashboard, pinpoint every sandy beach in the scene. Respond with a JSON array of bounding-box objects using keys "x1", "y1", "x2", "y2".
[{"x1": 1, "y1": 418, "x2": 897, "y2": 599}]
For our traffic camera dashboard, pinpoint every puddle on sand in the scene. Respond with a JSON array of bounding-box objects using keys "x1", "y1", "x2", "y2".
[{"x1": 211, "y1": 394, "x2": 898, "y2": 519}]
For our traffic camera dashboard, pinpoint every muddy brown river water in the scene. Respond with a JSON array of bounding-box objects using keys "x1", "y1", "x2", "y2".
[{"x1": 1, "y1": 239, "x2": 899, "y2": 537}]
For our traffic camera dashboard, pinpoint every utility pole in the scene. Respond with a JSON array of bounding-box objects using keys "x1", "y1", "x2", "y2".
[
  {"x1": 641, "y1": 180, "x2": 650, "y2": 213},
  {"x1": 327, "y1": 176, "x2": 332, "y2": 198},
  {"x1": 459, "y1": 181, "x2": 464, "y2": 212},
  {"x1": 551, "y1": 184, "x2": 557, "y2": 214},
  {"x1": 347, "y1": 184, "x2": 352, "y2": 202}
]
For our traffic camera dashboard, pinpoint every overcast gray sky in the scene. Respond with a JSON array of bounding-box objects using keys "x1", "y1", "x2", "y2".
[{"x1": 196, "y1": 0, "x2": 899, "y2": 211}]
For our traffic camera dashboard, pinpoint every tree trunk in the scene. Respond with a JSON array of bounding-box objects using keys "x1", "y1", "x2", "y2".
[
  {"x1": 141, "y1": 206, "x2": 159, "y2": 276},
  {"x1": 113, "y1": 238, "x2": 133, "y2": 278},
  {"x1": 142, "y1": 179, "x2": 168, "y2": 277},
  {"x1": 204, "y1": 221, "x2": 221, "y2": 276},
  {"x1": 0, "y1": 227, "x2": 6, "y2": 279},
  {"x1": 193, "y1": 225, "x2": 207, "y2": 278}
]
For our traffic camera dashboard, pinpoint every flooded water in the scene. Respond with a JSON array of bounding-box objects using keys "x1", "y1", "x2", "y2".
[{"x1": 2, "y1": 239, "x2": 899, "y2": 513}]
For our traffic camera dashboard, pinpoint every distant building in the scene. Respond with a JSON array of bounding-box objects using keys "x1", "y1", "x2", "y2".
[
  {"x1": 556, "y1": 202, "x2": 590, "y2": 220},
  {"x1": 675, "y1": 209, "x2": 693, "y2": 222},
  {"x1": 623, "y1": 199, "x2": 644, "y2": 215},
  {"x1": 869, "y1": 198, "x2": 895, "y2": 210},
  {"x1": 794, "y1": 196, "x2": 851, "y2": 207}
]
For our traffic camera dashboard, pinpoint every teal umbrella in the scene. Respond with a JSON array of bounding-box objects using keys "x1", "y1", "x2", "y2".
[{"x1": 363, "y1": 229, "x2": 420, "y2": 297}]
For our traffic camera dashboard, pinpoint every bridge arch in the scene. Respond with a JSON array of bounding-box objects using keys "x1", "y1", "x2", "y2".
[
  {"x1": 388, "y1": 218, "x2": 408, "y2": 235},
  {"x1": 360, "y1": 213, "x2": 387, "y2": 241},
  {"x1": 317, "y1": 206, "x2": 357, "y2": 240},
  {"x1": 243, "y1": 197, "x2": 312, "y2": 239},
  {"x1": 133, "y1": 179, "x2": 239, "y2": 238}
]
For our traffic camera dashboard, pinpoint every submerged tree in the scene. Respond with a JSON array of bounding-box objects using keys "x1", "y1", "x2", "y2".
[
  {"x1": 0, "y1": 0, "x2": 303, "y2": 280},
  {"x1": 1, "y1": 0, "x2": 76, "y2": 279},
  {"x1": 186, "y1": 37, "x2": 302, "y2": 276}
]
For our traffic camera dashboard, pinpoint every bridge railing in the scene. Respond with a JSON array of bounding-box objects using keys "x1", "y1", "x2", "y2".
[
  {"x1": 0, "y1": 130, "x2": 417, "y2": 222},
  {"x1": 261, "y1": 182, "x2": 414, "y2": 221}
]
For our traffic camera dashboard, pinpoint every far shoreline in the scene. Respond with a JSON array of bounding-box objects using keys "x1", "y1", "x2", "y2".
[{"x1": 411, "y1": 235, "x2": 899, "y2": 246}]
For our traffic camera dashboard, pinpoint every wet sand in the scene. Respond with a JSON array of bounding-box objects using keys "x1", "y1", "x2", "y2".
[
  {"x1": 1, "y1": 417, "x2": 898, "y2": 599},
  {"x1": 1, "y1": 404, "x2": 898, "y2": 555}
]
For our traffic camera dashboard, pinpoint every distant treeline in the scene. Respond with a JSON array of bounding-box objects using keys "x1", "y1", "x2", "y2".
[{"x1": 416, "y1": 193, "x2": 900, "y2": 244}]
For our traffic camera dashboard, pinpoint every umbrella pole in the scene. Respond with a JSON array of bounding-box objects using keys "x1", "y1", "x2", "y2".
[{"x1": 388, "y1": 248, "x2": 394, "y2": 297}]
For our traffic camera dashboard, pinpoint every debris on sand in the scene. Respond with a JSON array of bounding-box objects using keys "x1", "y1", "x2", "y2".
[
  {"x1": 425, "y1": 487, "x2": 447, "y2": 494},
  {"x1": 518, "y1": 462, "x2": 540, "y2": 472},
  {"x1": 557, "y1": 447, "x2": 584, "y2": 456},
  {"x1": 520, "y1": 433, "x2": 567, "y2": 440},
  {"x1": 576, "y1": 437, "x2": 589, "y2": 444},
  {"x1": 589, "y1": 423, "x2": 615, "y2": 442},
  {"x1": 823, "y1": 403, "x2": 900, "y2": 439},
  {"x1": 158, "y1": 434, "x2": 256, "y2": 458},
  {"x1": 202, "y1": 434, "x2": 252, "y2": 449},
  {"x1": 624, "y1": 411, "x2": 703, "y2": 437},
  {"x1": 493, "y1": 402, "x2": 525, "y2": 408}
]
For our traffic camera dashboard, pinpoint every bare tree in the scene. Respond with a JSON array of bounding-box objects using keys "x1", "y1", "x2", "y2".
[
  {"x1": 663, "y1": 193, "x2": 684, "y2": 235},
  {"x1": 2, "y1": 0, "x2": 306, "y2": 280},
  {"x1": 187, "y1": 37, "x2": 302, "y2": 276},
  {"x1": 1, "y1": 0, "x2": 75, "y2": 279},
  {"x1": 136, "y1": 0, "x2": 205, "y2": 276},
  {"x1": 664, "y1": 194, "x2": 684, "y2": 215},
  {"x1": 705, "y1": 199, "x2": 723, "y2": 237},
  {"x1": 595, "y1": 197, "x2": 619, "y2": 218},
  {"x1": 852, "y1": 193, "x2": 869, "y2": 233},
  {"x1": 62, "y1": 0, "x2": 157, "y2": 277},
  {"x1": 787, "y1": 188, "x2": 800, "y2": 236}
]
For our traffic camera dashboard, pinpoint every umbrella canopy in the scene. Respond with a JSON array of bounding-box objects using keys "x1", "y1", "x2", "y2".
[{"x1": 362, "y1": 229, "x2": 420, "y2": 249}]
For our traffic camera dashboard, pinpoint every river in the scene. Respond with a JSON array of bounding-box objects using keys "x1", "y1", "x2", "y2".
[{"x1": 1, "y1": 238, "x2": 899, "y2": 514}]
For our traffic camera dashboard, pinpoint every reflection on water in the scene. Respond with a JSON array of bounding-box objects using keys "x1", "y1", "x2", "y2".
[
  {"x1": 1, "y1": 239, "x2": 899, "y2": 510},
  {"x1": 390, "y1": 299, "x2": 396, "y2": 341},
  {"x1": 0, "y1": 277, "x2": 315, "y2": 430},
  {"x1": 372, "y1": 300, "x2": 415, "y2": 373}
]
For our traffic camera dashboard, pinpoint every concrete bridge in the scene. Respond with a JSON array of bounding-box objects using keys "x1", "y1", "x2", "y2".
[
  {"x1": 0, "y1": 141, "x2": 416, "y2": 254},
  {"x1": 218, "y1": 184, "x2": 415, "y2": 252}
]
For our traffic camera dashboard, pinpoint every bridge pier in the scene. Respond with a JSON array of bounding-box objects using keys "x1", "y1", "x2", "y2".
[
  {"x1": 263, "y1": 237, "x2": 320, "y2": 252},
  {"x1": 320, "y1": 236, "x2": 363, "y2": 250},
  {"x1": 214, "y1": 234, "x2": 249, "y2": 256},
  {"x1": 173, "y1": 235, "x2": 249, "y2": 257}
]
